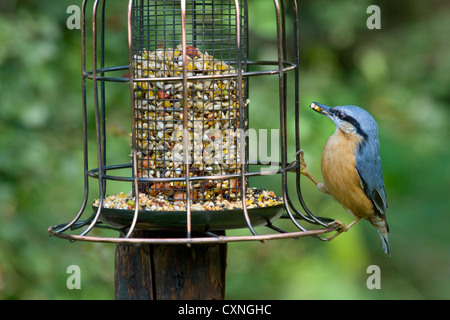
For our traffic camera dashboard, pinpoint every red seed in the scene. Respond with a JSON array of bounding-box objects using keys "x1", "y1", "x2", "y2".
[
  {"x1": 185, "y1": 46, "x2": 199, "y2": 58},
  {"x1": 157, "y1": 90, "x2": 169, "y2": 99},
  {"x1": 141, "y1": 155, "x2": 152, "y2": 169}
]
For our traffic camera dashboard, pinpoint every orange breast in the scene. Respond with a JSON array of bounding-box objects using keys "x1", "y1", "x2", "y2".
[{"x1": 321, "y1": 129, "x2": 374, "y2": 218}]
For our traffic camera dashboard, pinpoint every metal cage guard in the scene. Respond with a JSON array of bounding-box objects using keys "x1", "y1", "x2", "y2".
[{"x1": 48, "y1": 0, "x2": 339, "y2": 245}]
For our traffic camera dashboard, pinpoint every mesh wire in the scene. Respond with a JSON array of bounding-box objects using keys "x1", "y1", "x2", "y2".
[{"x1": 131, "y1": 0, "x2": 248, "y2": 208}]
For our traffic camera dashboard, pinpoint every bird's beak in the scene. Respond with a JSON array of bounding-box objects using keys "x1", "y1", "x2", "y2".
[{"x1": 310, "y1": 102, "x2": 333, "y2": 118}]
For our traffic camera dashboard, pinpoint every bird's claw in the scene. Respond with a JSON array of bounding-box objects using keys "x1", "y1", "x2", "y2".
[
  {"x1": 294, "y1": 150, "x2": 308, "y2": 174},
  {"x1": 317, "y1": 220, "x2": 348, "y2": 242},
  {"x1": 294, "y1": 150, "x2": 322, "y2": 187},
  {"x1": 319, "y1": 218, "x2": 361, "y2": 242},
  {"x1": 329, "y1": 219, "x2": 348, "y2": 232}
]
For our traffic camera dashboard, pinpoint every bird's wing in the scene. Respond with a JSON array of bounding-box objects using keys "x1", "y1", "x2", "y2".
[{"x1": 355, "y1": 140, "x2": 388, "y2": 216}]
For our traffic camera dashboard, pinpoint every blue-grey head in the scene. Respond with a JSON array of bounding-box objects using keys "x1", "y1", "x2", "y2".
[{"x1": 310, "y1": 102, "x2": 378, "y2": 141}]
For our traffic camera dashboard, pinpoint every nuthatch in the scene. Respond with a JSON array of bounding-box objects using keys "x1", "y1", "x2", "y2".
[{"x1": 298, "y1": 102, "x2": 390, "y2": 256}]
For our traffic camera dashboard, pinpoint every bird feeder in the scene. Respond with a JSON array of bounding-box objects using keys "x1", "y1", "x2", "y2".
[{"x1": 49, "y1": 0, "x2": 339, "y2": 300}]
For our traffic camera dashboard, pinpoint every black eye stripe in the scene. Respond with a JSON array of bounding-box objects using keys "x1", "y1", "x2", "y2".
[
  {"x1": 330, "y1": 109, "x2": 369, "y2": 139},
  {"x1": 342, "y1": 115, "x2": 368, "y2": 140},
  {"x1": 342, "y1": 115, "x2": 355, "y2": 123}
]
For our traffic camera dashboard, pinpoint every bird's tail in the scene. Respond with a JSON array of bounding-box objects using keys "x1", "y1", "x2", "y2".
[
  {"x1": 369, "y1": 215, "x2": 391, "y2": 256},
  {"x1": 377, "y1": 229, "x2": 390, "y2": 257}
]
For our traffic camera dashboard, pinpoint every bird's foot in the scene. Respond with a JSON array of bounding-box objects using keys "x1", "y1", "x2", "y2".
[
  {"x1": 294, "y1": 150, "x2": 322, "y2": 187},
  {"x1": 294, "y1": 150, "x2": 308, "y2": 173},
  {"x1": 330, "y1": 219, "x2": 348, "y2": 232},
  {"x1": 319, "y1": 218, "x2": 361, "y2": 242},
  {"x1": 318, "y1": 220, "x2": 347, "y2": 241}
]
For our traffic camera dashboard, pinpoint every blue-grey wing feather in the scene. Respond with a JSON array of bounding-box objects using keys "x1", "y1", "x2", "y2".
[{"x1": 355, "y1": 139, "x2": 388, "y2": 216}]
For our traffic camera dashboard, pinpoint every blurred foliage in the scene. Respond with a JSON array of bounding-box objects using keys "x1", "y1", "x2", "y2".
[{"x1": 0, "y1": 0, "x2": 449, "y2": 300}]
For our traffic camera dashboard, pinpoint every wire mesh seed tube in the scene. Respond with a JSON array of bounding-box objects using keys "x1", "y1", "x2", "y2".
[
  {"x1": 48, "y1": 0, "x2": 339, "y2": 244},
  {"x1": 132, "y1": 3, "x2": 248, "y2": 210}
]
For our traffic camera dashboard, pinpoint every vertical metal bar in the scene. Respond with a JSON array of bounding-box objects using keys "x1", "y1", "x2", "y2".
[
  {"x1": 180, "y1": 0, "x2": 192, "y2": 239},
  {"x1": 56, "y1": 0, "x2": 90, "y2": 233},
  {"x1": 139, "y1": 0, "x2": 144, "y2": 51},
  {"x1": 235, "y1": 0, "x2": 257, "y2": 236},
  {"x1": 80, "y1": 0, "x2": 105, "y2": 236},
  {"x1": 243, "y1": 0, "x2": 249, "y2": 124},
  {"x1": 125, "y1": 0, "x2": 140, "y2": 238},
  {"x1": 192, "y1": 0, "x2": 197, "y2": 49},
  {"x1": 100, "y1": 0, "x2": 107, "y2": 197},
  {"x1": 274, "y1": 0, "x2": 307, "y2": 232}
]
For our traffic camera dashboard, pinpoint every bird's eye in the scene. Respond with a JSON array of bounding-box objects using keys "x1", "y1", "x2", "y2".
[{"x1": 335, "y1": 111, "x2": 344, "y2": 119}]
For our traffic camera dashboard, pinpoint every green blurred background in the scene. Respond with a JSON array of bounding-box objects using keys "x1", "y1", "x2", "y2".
[{"x1": 0, "y1": 0, "x2": 448, "y2": 299}]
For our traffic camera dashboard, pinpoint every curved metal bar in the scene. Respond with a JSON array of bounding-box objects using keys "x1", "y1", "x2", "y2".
[
  {"x1": 124, "y1": 0, "x2": 140, "y2": 238},
  {"x1": 55, "y1": 0, "x2": 90, "y2": 233},
  {"x1": 291, "y1": 0, "x2": 328, "y2": 227},
  {"x1": 274, "y1": 0, "x2": 307, "y2": 232},
  {"x1": 85, "y1": 161, "x2": 298, "y2": 182},
  {"x1": 80, "y1": 0, "x2": 105, "y2": 237},
  {"x1": 84, "y1": 60, "x2": 298, "y2": 82},
  {"x1": 283, "y1": 0, "x2": 316, "y2": 224},
  {"x1": 48, "y1": 224, "x2": 339, "y2": 245}
]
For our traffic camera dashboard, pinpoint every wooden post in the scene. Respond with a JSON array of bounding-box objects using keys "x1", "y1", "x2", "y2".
[{"x1": 114, "y1": 230, "x2": 227, "y2": 300}]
